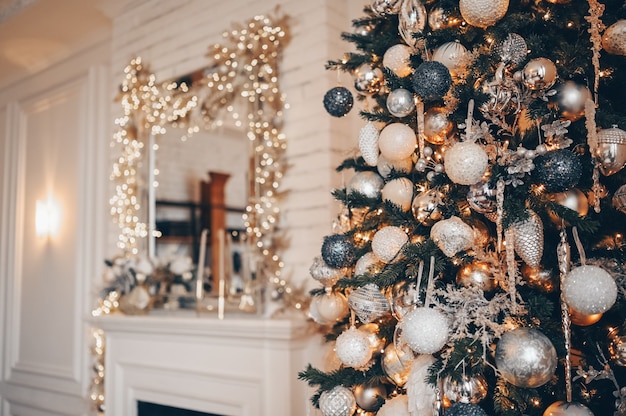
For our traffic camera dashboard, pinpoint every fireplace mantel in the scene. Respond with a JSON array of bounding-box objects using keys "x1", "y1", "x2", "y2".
[{"x1": 92, "y1": 313, "x2": 315, "y2": 416}]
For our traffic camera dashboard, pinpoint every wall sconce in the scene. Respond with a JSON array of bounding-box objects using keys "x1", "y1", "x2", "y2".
[{"x1": 36, "y1": 197, "x2": 61, "y2": 238}]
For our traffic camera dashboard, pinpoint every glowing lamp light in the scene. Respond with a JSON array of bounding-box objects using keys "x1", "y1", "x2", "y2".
[{"x1": 35, "y1": 197, "x2": 61, "y2": 238}]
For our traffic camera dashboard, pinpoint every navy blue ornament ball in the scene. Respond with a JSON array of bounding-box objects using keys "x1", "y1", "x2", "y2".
[
  {"x1": 445, "y1": 402, "x2": 489, "y2": 416},
  {"x1": 321, "y1": 234, "x2": 357, "y2": 269},
  {"x1": 323, "y1": 86, "x2": 354, "y2": 117},
  {"x1": 533, "y1": 149, "x2": 582, "y2": 193},
  {"x1": 411, "y1": 61, "x2": 452, "y2": 101}
]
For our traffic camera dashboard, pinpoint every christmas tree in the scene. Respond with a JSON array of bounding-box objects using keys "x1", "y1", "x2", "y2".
[{"x1": 299, "y1": 0, "x2": 626, "y2": 415}]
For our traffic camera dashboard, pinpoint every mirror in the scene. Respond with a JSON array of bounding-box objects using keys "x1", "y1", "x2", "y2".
[{"x1": 102, "y1": 13, "x2": 301, "y2": 315}]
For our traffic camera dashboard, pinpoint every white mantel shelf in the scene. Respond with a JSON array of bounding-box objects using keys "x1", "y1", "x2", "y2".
[{"x1": 90, "y1": 312, "x2": 315, "y2": 416}]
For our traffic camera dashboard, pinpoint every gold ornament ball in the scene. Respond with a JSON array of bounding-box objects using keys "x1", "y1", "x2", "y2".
[
  {"x1": 466, "y1": 217, "x2": 491, "y2": 248},
  {"x1": 382, "y1": 177, "x2": 415, "y2": 212},
  {"x1": 432, "y1": 41, "x2": 469, "y2": 76},
  {"x1": 608, "y1": 326, "x2": 626, "y2": 366},
  {"x1": 522, "y1": 58, "x2": 558, "y2": 90},
  {"x1": 354, "y1": 64, "x2": 384, "y2": 95},
  {"x1": 360, "y1": 323, "x2": 386, "y2": 355},
  {"x1": 456, "y1": 261, "x2": 495, "y2": 291},
  {"x1": 382, "y1": 342, "x2": 414, "y2": 387},
  {"x1": 569, "y1": 308, "x2": 602, "y2": 327},
  {"x1": 613, "y1": 184, "x2": 626, "y2": 214},
  {"x1": 383, "y1": 44, "x2": 413, "y2": 77},
  {"x1": 521, "y1": 264, "x2": 556, "y2": 292},
  {"x1": 423, "y1": 107, "x2": 453, "y2": 145},
  {"x1": 554, "y1": 81, "x2": 592, "y2": 121},
  {"x1": 548, "y1": 188, "x2": 589, "y2": 227},
  {"x1": 411, "y1": 189, "x2": 443, "y2": 226},
  {"x1": 354, "y1": 383, "x2": 387, "y2": 412},
  {"x1": 602, "y1": 20, "x2": 626, "y2": 56},
  {"x1": 459, "y1": 0, "x2": 509, "y2": 29}
]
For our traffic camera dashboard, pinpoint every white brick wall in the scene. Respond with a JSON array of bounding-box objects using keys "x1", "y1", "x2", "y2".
[{"x1": 110, "y1": 0, "x2": 367, "y2": 292}]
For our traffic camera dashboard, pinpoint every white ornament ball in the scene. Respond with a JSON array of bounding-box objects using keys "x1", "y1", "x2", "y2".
[
  {"x1": 563, "y1": 265, "x2": 617, "y2": 315},
  {"x1": 602, "y1": 19, "x2": 626, "y2": 56},
  {"x1": 444, "y1": 141, "x2": 489, "y2": 185},
  {"x1": 383, "y1": 44, "x2": 413, "y2": 77},
  {"x1": 382, "y1": 178, "x2": 414, "y2": 211},
  {"x1": 379, "y1": 123, "x2": 418, "y2": 161},
  {"x1": 460, "y1": 0, "x2": 509, "y2": 28},
  {"x1": 348, "y1": 171, "x2": 385, "y2": 199},
  {"x1": 355, "y1": 252, "x2": 384, "y2": 276},
  {"x1": 432, "y1": 41, "x2": 469, "y2": 76},
  {"x1": 377, "y1": 155, "x2": 413, "y2": 178},
  {"x1": 543, "y1": 401, "x2": 595, "y2": 416},
  {"x1": 377, "y1": 394, "x2": 410, "y2": 416},
  {"x1": 319, "y1": 386, "x2": 357, "y2": 416},
  {"x1": 430, "y1": 216, "x2": 475, "y2": 257},
  {"x1": 402, "y1": 307, "x2": 450, "y2": 354},
  {"x1": 310, "y1": 292, "x2": 349, "y2": 325},
  {"x1": 309, "y1": 256, "x2": 344, "y2": 287},
  {"x1": 371, "y1": 226, "x2": 409, "y2": 263},
  {"x1": 335, "y1": 326, "x2": 374, "y2": 368}
]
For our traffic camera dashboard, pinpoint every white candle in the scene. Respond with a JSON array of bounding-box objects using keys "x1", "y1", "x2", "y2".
[
  {"x1": 218, "y1": 229, "x2": 226, "y2": 319},
  {"x1": 196, "y1": 228, "x2": 208, "y2": 302}
]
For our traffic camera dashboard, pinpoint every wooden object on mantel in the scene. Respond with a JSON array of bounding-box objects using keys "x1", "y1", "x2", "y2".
[{"x1": 201, "y1": 172, "x2": 230, "y2": 293}]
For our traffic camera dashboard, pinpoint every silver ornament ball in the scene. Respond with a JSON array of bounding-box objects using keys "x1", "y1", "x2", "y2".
[
  {"x1": 412, "y1": 189, "x2": 443, "y2": 226},
  {"x1": 554, "y1": 81, "x2": 592, "y2": 121},
  {"x1": 348, "y1": 171, "x2": 385, "y2": 199},
  {"x1": 387, "y1": 88, "x2": 416, "y2": 118},
  {"x1": 424, "y1": 107, "x2": 453, "y2": 144},
  {"x1": 354, "y1": 383, "x2": 387, "y2": 412},
  {"x1": 319, "y1": 386, "x2": 357, "y2": 416},
  {"x1": 372, "y1": 0, "x2": 402, "y2": 15},
  {"x1": 443, "y1": 373, "x2": 489, "y2": 404},
  {"x1": 354, "y1": 64, "x2": 384, "y2": 95},
  {"x1": 495, "y1": 33, "x2": 528, "y2": 67},
  {"x1": 347, "y1": 283, "x2": 391, "y2": 324}
]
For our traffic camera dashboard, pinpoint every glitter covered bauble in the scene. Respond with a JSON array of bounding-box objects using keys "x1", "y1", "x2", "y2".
[
  {"x1": 309, "y1": 292, "x2": 349, "y2": 325},
  {"x1": 377, "y1": 155, "x2": 413, "y2": 178},
  {"x1": 543, "y1": 401, "x2": 594, "y2": 416},
  {"x1": 321, "y1": 234, "x2": 357, "y2": 269},
  {"x1": 569, "y1": 308, "x2": 603, "y2": 327},
  {"x1": 602, "y1": 20, "x2": 626, "y2": 56},
  {"x1": 432, "y1": 41, "x2": 469, "y2": 76},
  {"x1": 563, "y1": 265, "x2": 617, "y2": 315},
  {"x1": 594, "y1": 126, "x2": 626, "y2": 176},
  {"x1": 608, "y1": 325, "x2": 626, "y2": 366},
  {"x1": 445, "y1": 402, "x2": 489, "y2": 416},
  {"x1": 444, "y1": 141, "x2": 489, "y2": 185},
  {"x1": 443, "y1": 374, "x2": 489, "y2": 404},
  {"x1": 348, "y1": 283, "x2": 391, "y2": 324},
  {"x1": 382, "y1": 177, "x2": 414, "y2": 211},
  {"x1": 456, "y1": 261, "x2": 495, "y2": 291},
  {"x1": 379, "y1": 123, "x2": 418, "y2": 161},
  {"x1": 467, "y1": 178, "x2": 497, "y2": 213},
  {"x1": 411, "y1": 61, "x2": 452, "y2": 101},
  {"x1": 534, "y1": 150, "x2": 582, "y2": 193},
  {"x1": 387, "y1": 88, "x2": 416, "y2": 118},
  {"x1": 354, "y1": 383, "x2": 387, "y2": 412},
  {"x1": 495, "y1": 33, "x2": 528, "y2": 67},
  {"x1": 383, "y1": 44, "x2": 413, "y2": 77},
  {"x1": 355, "y1": 252, "x2": 384, "y2": 276},
  {"x1": 335, "y1": 325, "x2": 374, "y2": 368},
  {"x1": 412, "y1": 189, "x2": 443, "y2": 226},
  {"x1": 372, "y1": 0, "x2": 403, "y2": 15},
  {"x1": 377, "y1": 394, "x2": 410, "y2": 416},
  {"x1": 354, "y1": 64, "x2": 384, "y2": 95},
  {"x1": 309, "y1": 256, "x2": 344, "y2": 287},
  {"x1": 554, "y1": 81, "x2": 592, "y2": 121},
  {"x1": 348, "y1": 171, "x2": 385, "y2": 199},
  {"x1": 522, "y1": 58, "x2": 558, "y2": 90},
  {"x1": 509, "y1": 210, "x2": 544, "y2": 269},
  {"x1": 614, "y1": 184, "x2": 626, "y2": 214},
  {"x1": 424, "y1": 107, "x2": 453, "y2": 144},
  {"x1": 382, "y1": 342, "x2": 414, "y2": 386},
  {"x1": 495, "y1": 327, "x2": 557, "y2": 388},
  {"x1": 359, "y1": 122, "x2": 380, "y2": 166},
  {"x1": 323, "y1": 87, "x2": 354, "y2": 117},
  {"x1": 459, "y1": 0, "x2": 509, "y2": 28},
  {"x1": 319, "y1": 386, "x2": 357, "y2": 416},
  {"x1": 431, "y1": 216, "x2": 474, "y2": 257},
  {"x1": 402, "y1": 307, "x2": 450, "y2": 354},
  {"x1": 372, "y1": 226, "x2": 409, "y2": 263},
  {"x1": 398, "y1": 0, "x2": 427, "y2": 48}
]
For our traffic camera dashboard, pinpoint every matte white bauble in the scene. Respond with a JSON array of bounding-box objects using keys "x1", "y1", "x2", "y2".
[
  {"x1": 563, "y1": 265, "x2": 617, "y2": 315},
  {"x1": 444, "y1": 141, "x2": 489, "y2": 185},
  {"x1": 383, "y1": 44, "x2": 413, "y2": 77},
  {"x1": 379, "y1": 123, "x2": 418, "y2": 161},
  {"x1": 377, "y1": 155, "x2": 413, "y2": 178},
  {"x1": 354, "y1": 252, "x2": 384, "y2": 276},
  {"x1": 310, "y1": 292, "x2": 349, "y2": 325},
  {"x1": 432, "y1": 41, "x2": 468, "y2": 76},
  {"x1": 382, "y1": 177, "x2": 414, "y2": 211}
]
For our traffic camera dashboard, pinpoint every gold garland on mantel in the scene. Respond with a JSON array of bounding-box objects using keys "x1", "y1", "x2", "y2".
[{"x1": 91, "y1": 12, "x2": 309, "y2": 415}]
